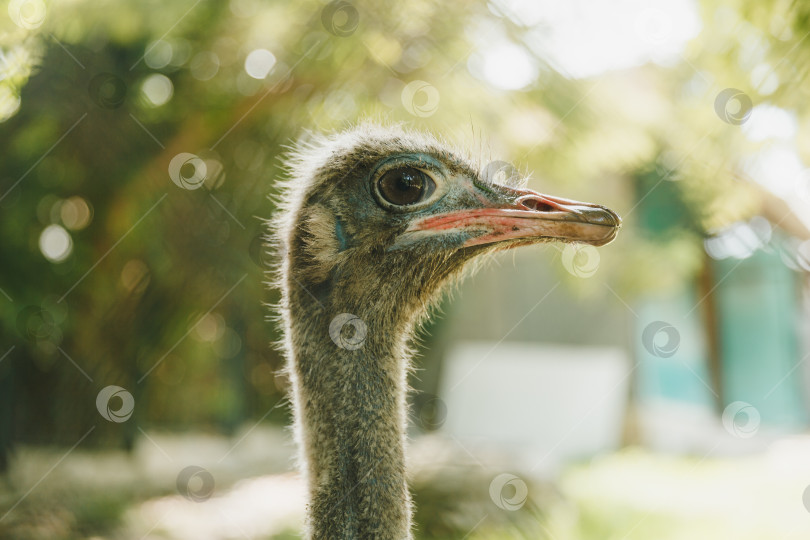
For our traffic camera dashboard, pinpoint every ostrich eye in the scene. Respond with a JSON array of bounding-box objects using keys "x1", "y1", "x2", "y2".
[{"x1": 377, "y1": 167, "x2": 435, "y2": 207}]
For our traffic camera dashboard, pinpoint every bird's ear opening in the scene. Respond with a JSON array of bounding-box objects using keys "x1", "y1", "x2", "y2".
[{"x1": 296, "y1": 203, "x2": 343, "y2": 284}]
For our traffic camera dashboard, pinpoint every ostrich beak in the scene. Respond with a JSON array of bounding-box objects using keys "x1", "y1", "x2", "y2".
[{"x1": 401, "y1": 187, "x2": 621, "y2": 249}]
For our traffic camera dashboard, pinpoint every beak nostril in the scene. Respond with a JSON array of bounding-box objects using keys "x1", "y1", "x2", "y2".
[
  {"x1": 520, "y1": 198, "x2": 555, "y2": 212},
  {"x1": 536, "y1": 202, "x2": 556, "y2": 212}
]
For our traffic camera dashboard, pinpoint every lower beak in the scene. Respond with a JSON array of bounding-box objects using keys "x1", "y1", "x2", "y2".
[{"x1": 404, "y1": 189, "x2": 621, "y2": 248}]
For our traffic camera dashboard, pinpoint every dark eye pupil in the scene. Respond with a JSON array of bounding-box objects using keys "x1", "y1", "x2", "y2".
[{"x1": 379, "y1": 167, "x2": 426, "y2": 206}]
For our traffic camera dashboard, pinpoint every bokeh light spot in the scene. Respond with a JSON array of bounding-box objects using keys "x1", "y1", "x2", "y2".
[
  {"x1": 60, "y1": 196, "x2": 92, "y2": 230},
  {"x1": 141, "y1": 74, "x2": 174, "y2": 106},
  {"x1": 244, "y1": 49, "x2": 276, "y2": 79},
  {"x1": 195, "y1": 313, "x2": 226, "y2": 342},
  {"x1": 476, "y1": 43, "x2": 537, "y2": 90},
  {"x1": 39, "y1": 224, "x2": 72, "y2": 263},
  {"x1": 8, "y1": 0, "x2": 46, "y2": 29},
  {"x1": 144, "y1": 40, "x2": 173, "y2": 69}
]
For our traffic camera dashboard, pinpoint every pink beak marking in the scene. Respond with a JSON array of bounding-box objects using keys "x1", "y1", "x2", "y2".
[{"x1": 405, "y1": 188, "x2": 621, "y2": 248}]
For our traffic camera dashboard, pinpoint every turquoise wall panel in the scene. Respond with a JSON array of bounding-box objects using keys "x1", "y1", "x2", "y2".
[{"x1": 714, "y1": 250, "x2": 806, "y2": 428}]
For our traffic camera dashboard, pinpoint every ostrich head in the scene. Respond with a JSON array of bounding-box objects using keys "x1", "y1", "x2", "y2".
[
  {"x1": 274, "y1": 124, "x2": 620, "y2": 540},
  {"x1": 278, "y1": 124, "x2": 619, "y2": 324}
]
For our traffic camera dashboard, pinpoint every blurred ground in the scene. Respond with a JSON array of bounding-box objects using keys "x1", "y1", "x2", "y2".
[{"x1": 3, "y1": 426, "x2": 810, "y2": 540}]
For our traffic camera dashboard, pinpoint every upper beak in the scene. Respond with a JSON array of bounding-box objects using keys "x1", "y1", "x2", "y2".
[{"x1": 402, "y1": 187, "x2": 621, "y2": 248}]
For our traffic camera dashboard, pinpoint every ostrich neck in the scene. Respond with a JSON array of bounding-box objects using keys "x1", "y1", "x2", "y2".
[{"x1": 288, "y1": 287, "x2": 414, "y2": 540}]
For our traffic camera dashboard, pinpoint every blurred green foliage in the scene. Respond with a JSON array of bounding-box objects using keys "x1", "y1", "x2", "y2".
[{"x1": 1, "y1": 0, "x2": 809, "y2": 451}]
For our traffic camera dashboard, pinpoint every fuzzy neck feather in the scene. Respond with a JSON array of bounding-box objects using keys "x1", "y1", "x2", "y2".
[
  {"x1": 274, "y1": 124, "x2": 481, "y2": 539},
  {"x1": 284, "y1": 271, "x2": 416, "y2": 539}
]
